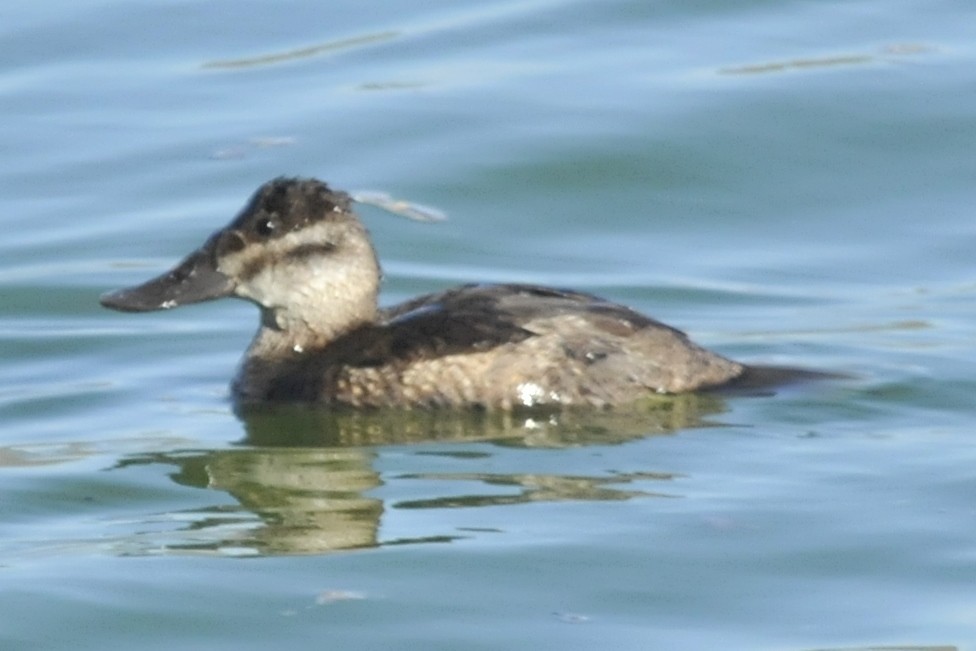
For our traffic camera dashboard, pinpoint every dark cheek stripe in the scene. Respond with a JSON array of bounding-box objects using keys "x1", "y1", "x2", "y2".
[
  {"x1": 237, "y1": 255, "x2": 266, "y2": 282},
  {"x1": 234, "y1": 242, "x2": 336, "y2": 281},
  {"x1": 286, "y1": 242, "x2": 337, "y2": 261}
]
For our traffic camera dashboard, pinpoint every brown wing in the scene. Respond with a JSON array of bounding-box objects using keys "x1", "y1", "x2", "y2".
[{"x1": 373, "y1": 283, "x2": 687, "y2": 363}]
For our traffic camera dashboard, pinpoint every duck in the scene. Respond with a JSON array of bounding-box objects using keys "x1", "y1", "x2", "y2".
[{"x1": 101, "y1": 177, "x2": 749, "y2": 409}]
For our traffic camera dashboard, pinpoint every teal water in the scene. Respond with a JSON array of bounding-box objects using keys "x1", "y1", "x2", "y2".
[{"x1": 2, "y1": 0, "x2": 976, "y2": 649}]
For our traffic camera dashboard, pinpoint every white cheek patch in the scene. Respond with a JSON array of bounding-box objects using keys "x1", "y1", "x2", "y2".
[{"x1": 216, "y1": 218, "x2": 378, "y2": 312}]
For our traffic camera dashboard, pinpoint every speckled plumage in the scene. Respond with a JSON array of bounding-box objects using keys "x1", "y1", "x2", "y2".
[{"x1": 101, "y1": 177, "x2": 746, "y2": 409}]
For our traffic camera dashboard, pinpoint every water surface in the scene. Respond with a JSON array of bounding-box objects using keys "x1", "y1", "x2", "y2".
[{"x1": 2, "y1": 1, "x2": 975, "y2": 649}]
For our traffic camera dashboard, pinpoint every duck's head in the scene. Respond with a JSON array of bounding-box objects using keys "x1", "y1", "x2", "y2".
[{"x1": 101, "y1": 177, "x2": 381, "y2": 336}]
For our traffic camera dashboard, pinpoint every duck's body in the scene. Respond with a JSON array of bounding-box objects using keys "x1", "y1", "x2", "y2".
[
  {"x1": 101, "y1": 178, "x2": 745, "y2": 409},
  {"x1": 235, "y1": 282, "x2": 743, "y2": 408}
]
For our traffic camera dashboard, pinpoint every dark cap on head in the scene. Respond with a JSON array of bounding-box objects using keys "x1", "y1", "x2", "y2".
[{"x1": 228, "y1": 177, "x2": 353, "y2": 238}]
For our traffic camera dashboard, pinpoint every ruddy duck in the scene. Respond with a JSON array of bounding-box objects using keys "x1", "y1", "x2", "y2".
[{"x1": 101, "y1": 177, "x2": 748, "y2": 409}]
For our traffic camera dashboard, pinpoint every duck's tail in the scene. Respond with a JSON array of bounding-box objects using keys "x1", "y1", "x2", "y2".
[{"x1": 711, "y1": 364, "x2": 851, "y2": 396}]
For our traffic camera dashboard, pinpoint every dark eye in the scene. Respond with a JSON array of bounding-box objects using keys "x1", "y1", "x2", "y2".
[{"x1": 255, "y1": 215, "x2": 277, "y2": 237}]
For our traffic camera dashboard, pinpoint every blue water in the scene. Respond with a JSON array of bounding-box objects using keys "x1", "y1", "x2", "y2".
[{"x1": 2, "y1": 1, "x2": 976, "y2": 649}]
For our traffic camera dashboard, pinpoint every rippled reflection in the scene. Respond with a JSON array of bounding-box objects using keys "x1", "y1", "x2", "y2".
[
  {"x1": 201, "y1": 31, "x2": 399, "y2": 69},
  {"x1": 108, "y1": 394, "x2": 725, "y2": 555},
  {"x1": 238, "y1": 392, "x2": 726, "y2": 448},
  {"x1": 119, "y1": 448, "x2": 383, "y2": 555}
]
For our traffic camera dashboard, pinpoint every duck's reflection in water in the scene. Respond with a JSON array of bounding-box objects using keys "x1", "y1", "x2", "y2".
[
  {"x1": 155, "y1": 447, "x2": 385, "y2": 555},
  {"x1": 238, "y1": 392, "x2": 725, "y2": 448},
  {"x1": 122, "y1": 393, "x2": 727, "y2": 555}
]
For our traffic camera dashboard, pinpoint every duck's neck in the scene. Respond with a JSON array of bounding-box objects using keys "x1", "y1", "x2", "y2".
[
  {"x1": 234, "y1": 293, "x2": 378, "y2": 402},
  {"x1": 253, "y1": 301, "x2": 377, "y2": 356}
]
